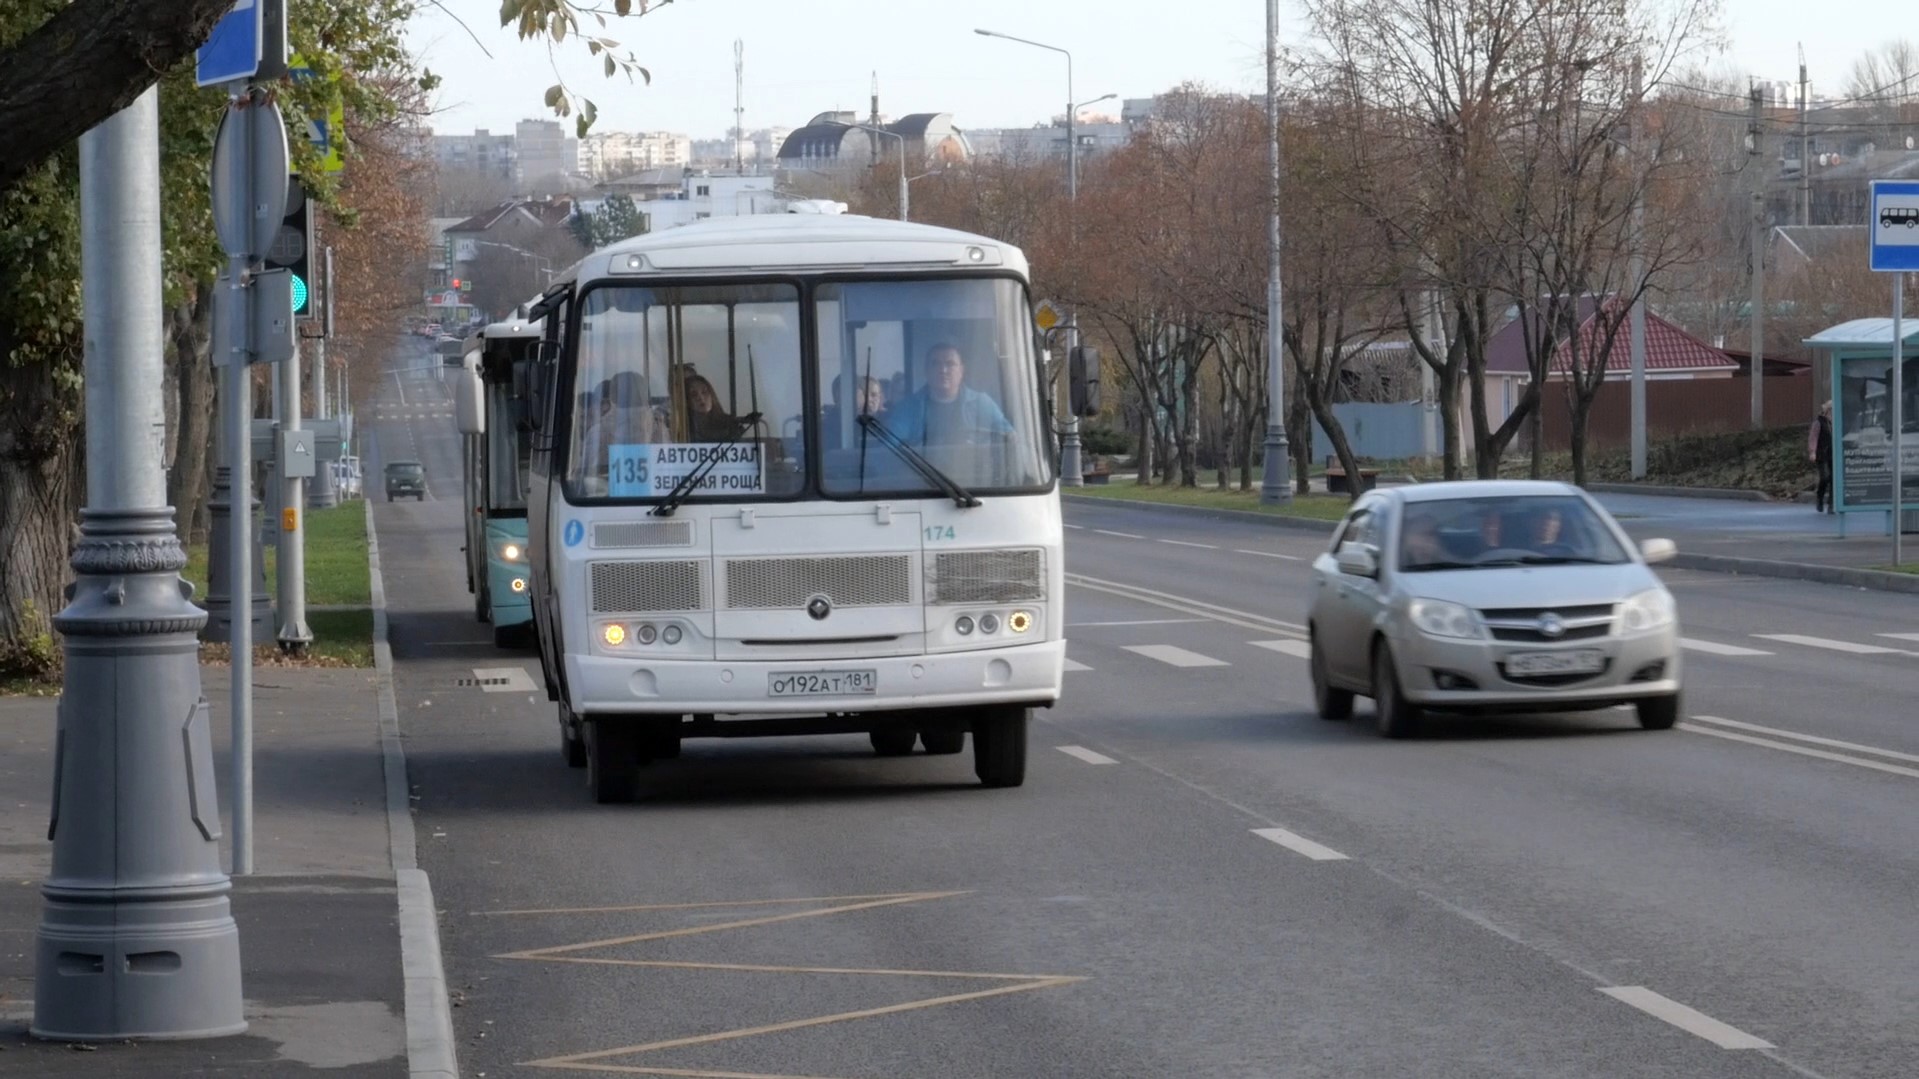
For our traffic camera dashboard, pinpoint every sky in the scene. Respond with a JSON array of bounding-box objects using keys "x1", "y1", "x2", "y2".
[{"x1": 407, "y1": 0, "x2": 1899, "y2": 139}]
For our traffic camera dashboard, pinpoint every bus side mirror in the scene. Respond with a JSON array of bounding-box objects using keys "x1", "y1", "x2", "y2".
[
  {"x1": 455, "y1": 360, "x2": 485, "y2": 436},
  {"x1": 1069, "y1": 345, "x2": 1101, "y2": 418}
]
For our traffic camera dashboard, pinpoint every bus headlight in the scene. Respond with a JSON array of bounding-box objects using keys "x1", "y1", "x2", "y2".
[
  {"x1": 955, "y1": 615, "x2": 974, "y2": 636},
  {"x1": 637, "y1": 623, "x2": 659, "y2": 645},
  {"x1": 661, "y1": 625, "x2": 683, "y2": 645},
  {"x1": 510, "y1": 577, "x2": 527, "y2": 593},
  {"x1": 978, "y1": 613, "x2": 1001, "y2": 635},
  {"x1": 603, "y1": 623, "x2": 627, "y2": 647},
  {"x1": 500, "y1": 542, "x2": 524, "y2": 562}
]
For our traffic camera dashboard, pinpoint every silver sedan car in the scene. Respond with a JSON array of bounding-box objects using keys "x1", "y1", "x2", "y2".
[{"x1": 1307, "y1": 480, "x2": 1682, "y2": 737}]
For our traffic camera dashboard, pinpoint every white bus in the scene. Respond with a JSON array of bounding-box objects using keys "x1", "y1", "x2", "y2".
[{"x1": 521, "y1": 214, "x2": 1067, "y2": 802}]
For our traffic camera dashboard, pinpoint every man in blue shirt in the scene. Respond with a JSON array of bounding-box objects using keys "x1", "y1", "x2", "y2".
[{"x1": 881, "y1": 343, "x2": 1012, "y2": 447}]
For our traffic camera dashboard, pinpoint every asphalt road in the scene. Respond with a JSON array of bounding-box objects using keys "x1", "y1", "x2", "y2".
[{"x1": 367, "y1": 341, "x2": 1917, "y2": 1079}]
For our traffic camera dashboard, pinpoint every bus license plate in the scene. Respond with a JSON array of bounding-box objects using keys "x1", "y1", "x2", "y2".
[
  {"x1": 1505, "y1": 650, "x2": 1605, "y2": 676},
  {"x1": 768, "y1": 670, "x2": 877, "y2": 697}
]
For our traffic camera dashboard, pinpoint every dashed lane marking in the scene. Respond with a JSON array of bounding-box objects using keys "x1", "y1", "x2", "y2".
[
  {"x1": 1092, "y1": 529, "x2": 1144, "y2": 539},
  {"x1": 1597, "y1": 986, "x2": 1773, "y2": 1050},
  {"x1": 1157, "y1": 539, "x2": 1217, "y2": 549},
  {"x1": 1062, "y1": 657, "x2": 1093, "y2": 672},
  {"x1": 1234, "y1": 548, "x2": 1302, "y2": 560},
  {"x1": 1055, "y1": 745, "x2": 1118, "y2": 765},
  {"x1": 1251, "y1": 827, "x2": 1349, "y2": 862},
  {"x1": 1680, "y1": 638, "x2": 1774, "y2": 657},
  {"x1": 1067, "y1": 618, "x2": 1207, "y2": 627},
  {"x1": 1753, "y1": 634, "x2": 1906, "y2": 655},
  {"x1": 1122, "y1": 644, "x2": 1229, "y2": 669},
  {"x1": 1250, "y1": 639, "x2": 1312, "y2": 659}
]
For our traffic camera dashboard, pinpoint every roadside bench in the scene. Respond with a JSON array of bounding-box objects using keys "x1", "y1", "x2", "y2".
[{"x1": 1323, "y1": 464, "x2": 1378, "y2": 494}]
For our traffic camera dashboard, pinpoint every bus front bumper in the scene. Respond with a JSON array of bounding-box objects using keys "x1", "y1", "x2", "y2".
[{"x1": 565, "y1": 639, "x2": 1065, "y2": 716}]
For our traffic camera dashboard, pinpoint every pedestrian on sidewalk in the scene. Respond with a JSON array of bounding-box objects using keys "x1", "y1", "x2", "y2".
[{"x1": 1809, "y1": 399, "x2": 1834, "y2": 514}]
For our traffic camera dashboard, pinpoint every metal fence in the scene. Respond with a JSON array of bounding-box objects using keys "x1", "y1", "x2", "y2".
[
  {"x1": 1535, "y1": 376, "x2": 1813, "y2": 453},
  {"x1": 1310, "y1": 402, "x2": 1429, "y2": 462}
]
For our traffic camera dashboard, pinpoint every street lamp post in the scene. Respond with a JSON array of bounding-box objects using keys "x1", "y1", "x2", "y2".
[
  {"x1": 825, "y1": 121, "x2": 908, "y2": 220},
  {"x1": 1258, "y1": 0, "x2": 1293, "y2": 504},
  {"x1": 976, "y1": 29, "x2": 1108, "y2": 487}
]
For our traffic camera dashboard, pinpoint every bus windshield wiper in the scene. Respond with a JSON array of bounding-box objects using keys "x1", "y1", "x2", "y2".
[
  {"x1": 857, "y1": 414, "x2": 980, "y2": 508},
  {"x1": 649, "y1": 412, "x2": 764, "y2": 517}
]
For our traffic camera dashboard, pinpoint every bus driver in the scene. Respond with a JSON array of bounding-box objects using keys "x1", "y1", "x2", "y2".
[{"x1": 881, "y1": 343, "x2": 1013, "y2": 448}]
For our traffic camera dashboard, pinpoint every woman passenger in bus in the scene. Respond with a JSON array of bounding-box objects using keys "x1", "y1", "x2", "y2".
[{"x1": 683, "y1": 373, "x2": 746, "y2": 443}]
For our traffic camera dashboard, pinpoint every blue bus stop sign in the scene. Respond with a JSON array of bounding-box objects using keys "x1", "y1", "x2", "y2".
[
  {"x1": 196, "y1": 1, "x2": 262, "y2": 87},
  {"x1": 1870, "y1": 180, "x2": 1919, "y2": 272}
]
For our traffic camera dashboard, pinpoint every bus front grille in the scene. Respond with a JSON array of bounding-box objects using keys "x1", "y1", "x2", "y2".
[
  {"x1": 724, "y1": 555, "x2": 913, "y2": 610},
  {"x1": 592, "y1": 520, "x2": 694, "y2": 549},
  {"x1": 590, "y1": 559, "x2": 706, "y2": 613},
  {"x1": 929, "y1": 549, "x2": 1044, "y2": 605}
]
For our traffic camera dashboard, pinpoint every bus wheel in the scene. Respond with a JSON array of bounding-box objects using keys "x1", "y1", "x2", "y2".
[
  {"x1": 870, "y1": 728, "x2": 917, "y2": 756},
  {"x1": 586, "y1": 718, "x2": 640, "y2": 804},
  {"x1": 919, "y1": 728, "x2": 965, "y2": 755},
  {"x1": 972, "y1": 706, "x2": 1028, "y2": 788},
  {"x1": 558, "y1": 704, "x2": 586, "y2": 769}
]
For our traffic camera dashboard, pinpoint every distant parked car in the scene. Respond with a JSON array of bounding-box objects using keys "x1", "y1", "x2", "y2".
[
  {"x1": 384, "y1": 461, "x2": 427, "y2": 501},
  {"x1": 1307, "y1": 480, "x2": 1682, "y2": 737}
]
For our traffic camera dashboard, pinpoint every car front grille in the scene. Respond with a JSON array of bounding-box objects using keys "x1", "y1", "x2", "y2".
[{"x1": 1479, "y1": 602, "x2": 1616, "y2": 643}]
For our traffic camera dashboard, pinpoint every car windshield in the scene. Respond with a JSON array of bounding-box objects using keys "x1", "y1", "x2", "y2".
[
  {"x1": 1397, "y1": 494, "x2": 1628, "y2": 571},
  {"x1": 815, "y1": 278, "x2": 1051, "y2": 496},
  {"x1": 389, "y1": 464, "x2": 423, "y2": 479},
  {"x1": 564, "y1": 282, "x2": 804, "y2": 503}
]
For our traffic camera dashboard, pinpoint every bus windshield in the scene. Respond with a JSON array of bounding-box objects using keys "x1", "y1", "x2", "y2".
[
  {"x1": 485, "y1": 378, "x2": 528, "y2": 513},
  {"x1": 565, "y1": 283, "x2": 805, "y2": 503},
  {"x1": 816, "y1": 278, "x2": 1051, "y2": 496}
]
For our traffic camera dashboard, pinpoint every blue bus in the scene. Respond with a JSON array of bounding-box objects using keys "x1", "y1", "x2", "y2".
[{"x1": 457, "y1": 318, "x2": 542, "y2": 647}]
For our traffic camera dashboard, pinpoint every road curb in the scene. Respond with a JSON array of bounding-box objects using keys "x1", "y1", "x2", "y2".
[
  {"x1": 1064, "y1": 492, "x2": 1919, "y2": 595},
  {"x1": 366, "y1": 499, "x2": 461, "y2": 1079},
  {"x1": 1584, "y1": 482, "x2": 1773, "y2": 502},
  {"x1": 1667, "y1": 551, "x2": 1919, "y2": 594},
  {"x1": 1062, "y1": 493, "x2": 1340, "y2": 536}
]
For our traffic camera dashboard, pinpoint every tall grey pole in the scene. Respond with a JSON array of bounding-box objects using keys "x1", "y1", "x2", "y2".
[
  {"x1": 1628, "y1": 59, "x2": 1648, "y2": 479},
  {"x1": 898, "y1": 152, "x2": 909, "y2": 222},
  {"x1": 1749, "y1": 87, "x2": 1766, "y2": 429},
  {"x1": 275, "y1": 329, "x2": 312, "y2": 652},
  {"x1": 35, "y1": 85, "x2": 246, "y2": 1041},
  {"x1": 309, "y1": 245, "x2": 337, "y2": 509},
  {"x1": 1893, "y1": 275, "x2": 1904, "y2": 566},
  {"x1": 1799, "y1": 53, "x2": 1811, "y2": 227},
  {"x1": 1061, "y1": 50, "x2": 1085, "y2": 487},
  {"x1": 1258, "y1": 0, "x2": 1293, "y2": 504}
]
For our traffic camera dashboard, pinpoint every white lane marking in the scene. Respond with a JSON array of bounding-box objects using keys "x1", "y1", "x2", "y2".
[
  {"x1": 1158, "y1": 539, "x2": 1218, "y2": 549},
  {"x1": 1063, "y1": 523, "x2": 1085, "y2": 530},
  {"x1": 1679, "y1": 724, "x2": 1919, "y2": 781},
  {"x1": 1687, "y1": 715, "x2": 1919, "y2": 766},
  {"x1": 1681, "y1": 638, "x2": 1774, "y2": 657},
  {"x1": 394, "y1": 371, "x2": 409, "y2": 407},
  {"x1": 1597, "y1": 986, "x2": 1773, "y2": 1050},
  {"x1": 1093, "y1": 529, "x2": 1145, "y2": 539},
  {"x1": 1062, "y1": 658, "x2": 1093, "y2": 672},
  {"x1": 1123, "y1": 644, "x2": 1229, "y2": 669},
  {"x1": 1250, "y1": 639, "x2": 1312, "y2": 659},
  {"x1": 1753, "y1": 633, "x2": 1903, "y2": 655},
  {"x1": 1055, "y1": 745, "x2": 1117, "y2": 765},
  {"x1": 1068, "y1": 618, "x2": 1208, "y2": 627},
  {"x1": 1878, "y1": 632, "x2": 1919, "y2": 642},
  {"x1": 1066, "y1": 573, "x2": 1306, "y2": 636},
  {"x1": 1251, "y1": 827, "x2": 1349, "y2": 862},
  {"x1": 1235, "y1": 548, "x2": 1302, "y2": 561},
  {"x1": 473, "y1": 666, "x2": 538, "y2": 693}
]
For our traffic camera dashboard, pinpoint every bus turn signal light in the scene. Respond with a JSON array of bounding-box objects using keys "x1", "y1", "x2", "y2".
[
  {"x1": 603, "y1": 623, "x2": 627, "y2": 647},
  {"x1": 1008, "y1": 610, "x2": 1033, "y2": 634}
]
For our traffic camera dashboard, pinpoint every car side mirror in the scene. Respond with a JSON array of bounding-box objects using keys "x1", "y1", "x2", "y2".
[
  {"x1": 1335, "y1": 543, "x2": 1379, "y2": 578},
  {"x1": 1639, "y1": 537, "x2": 1677, "y2": 564},
  {"x1": 1069, "y1": 345, "x2": 1102, "y2": 418}
]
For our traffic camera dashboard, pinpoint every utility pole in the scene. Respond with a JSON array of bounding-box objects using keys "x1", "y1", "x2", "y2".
[
  {"x1": 34, "y1": 85, "x2": 246, "y2": 1041},
  {"x1": 276, "y1": 314, "x2": 312, "y2": 653},
  {"x1": 1749, "y1": 83, "x2": 1767, "y2": 428},
  {"x1": 309, "y1": 242, "x2": 338, "y2": 509},
  {"x1": 1628, "y1": 59, "x2": 1648, "y2": 479},
  {"x1": 1259, "y1": 0, "x2": 1292, "y2": 503},
  {"x1": 1799, "y1": 46, "x2": 1812, "y2": 227}
]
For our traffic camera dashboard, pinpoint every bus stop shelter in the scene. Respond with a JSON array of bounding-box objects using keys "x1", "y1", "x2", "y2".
[{"x1": 1803, "y1": 318, "x2": 1919, "y2": 535}]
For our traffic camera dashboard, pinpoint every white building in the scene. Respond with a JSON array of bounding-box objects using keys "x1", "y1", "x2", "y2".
[
  {"x1": 579, "y1": 131, "x2": 693, "y2": 179},
  {"x1": 634, "y1": 171, "x2": 792, "y2": 230}
]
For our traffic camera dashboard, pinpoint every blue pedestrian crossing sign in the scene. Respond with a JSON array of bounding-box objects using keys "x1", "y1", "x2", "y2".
[
  {"x1": 196, "y1": 1, "x2": 262, "y2": 88},
  {"x1": 1870, "y1": 180, "x2": 1919, "y2": 272}
]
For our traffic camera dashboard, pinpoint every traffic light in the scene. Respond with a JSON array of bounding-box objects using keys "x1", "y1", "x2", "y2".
[{"x1": 266, "y1": 173, "x2": 314, "y2": 319}]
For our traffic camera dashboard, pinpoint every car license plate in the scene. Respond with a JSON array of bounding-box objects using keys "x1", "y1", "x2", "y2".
[
  {"x1": 768, "y1": 670, "x2": 877, "y2": 697},
  {"x1": 1505, "y1": 649, "x2": 1605, "y2": 676}
]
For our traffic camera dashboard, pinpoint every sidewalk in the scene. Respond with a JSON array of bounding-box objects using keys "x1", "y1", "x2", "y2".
[
  {"x1": 0, "y1": 666, "x2": 407, "y2": 1076},
  {"x1": 1588, "y1": 490, "x2": 1919, "y2": 592}
]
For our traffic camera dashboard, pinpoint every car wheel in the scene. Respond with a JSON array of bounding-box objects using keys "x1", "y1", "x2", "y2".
[
  {"x1": 919, "y1": 727, "x2": 965, "y2": 755},
  {"x1": 1311, "y1": 629, "x2": 1354, "y2": 720},
  {"x1": 586, "y1": 717, "x2": 640, "y2": 804},
  {"x1": 869, "y1": 728, "x2": 917, "y2": 756},
  {"x1": 558, "y1": 703, "x2": 586, "y2": 769},
  {"x1": 1371, "y1": 643, "x2": 1421, "y2": 739},
  {"x1": 972, "y1": 705, "x2": 1028, "y2": 788},
  {"x1": 1635, "y1": 692, "x2": 1681, "y2": 730}
]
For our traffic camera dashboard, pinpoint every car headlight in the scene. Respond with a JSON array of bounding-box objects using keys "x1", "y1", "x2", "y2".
[
  {"x1": 1408, "y1": 598, "x2": 1482, "y2": 639},
  {"x1": 1619, "y1": 588, "x2": 1676, "y2": 632}
]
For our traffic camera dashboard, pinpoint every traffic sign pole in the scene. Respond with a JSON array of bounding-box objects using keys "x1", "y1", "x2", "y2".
[
  {"x1": 33, "y1": 86, "x2": 246, "y2": 1042},
  {"x1": 1869, "y1": 180, "x2": 1919, "y2": 564}
]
